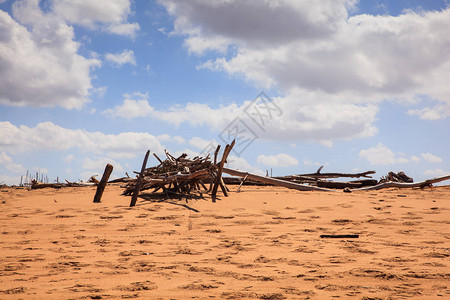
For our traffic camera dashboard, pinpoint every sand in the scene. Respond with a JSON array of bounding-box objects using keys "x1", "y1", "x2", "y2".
[{"x1": 0, "y1": 184, "x2": 449, "y2": 299}]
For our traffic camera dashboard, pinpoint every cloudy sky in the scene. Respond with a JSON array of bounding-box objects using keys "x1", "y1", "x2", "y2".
[{"x1": 1, "y1": 0, "x2": 449, "y2": 185}]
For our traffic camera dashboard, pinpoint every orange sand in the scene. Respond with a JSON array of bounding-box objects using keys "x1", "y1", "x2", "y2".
[{"x1": 0, "y1": 184, "x2": 449, "y2": 299}]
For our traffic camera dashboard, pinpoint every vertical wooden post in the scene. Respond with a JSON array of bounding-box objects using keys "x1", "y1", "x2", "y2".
[
  {"x1": 130, "y1": 150, "x2": 150, "y2": 207},
  {"x1": 212, "y1": 140, "x2": 235, "y2": 202},
  {"x1": 93, "y1": 164, "x2": 114, "y2": 203}
]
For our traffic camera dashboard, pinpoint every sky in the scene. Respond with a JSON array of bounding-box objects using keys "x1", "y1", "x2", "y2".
[{"x1": 0, "y1": 0, "x2": 449, "y2": 185}]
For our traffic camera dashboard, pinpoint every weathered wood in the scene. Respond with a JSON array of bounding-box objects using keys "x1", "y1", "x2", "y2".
[
  {"x1": 153, "y1": 153, "x2": 163, "y2": 165},
  {"x1": 237, "y1": 174, "x2": 248, "y2": 193},
  {"x1": 212, "y1": 140, "x2": 235, "y2": 201},
  {"x1": 354, "y1": 174, "x2": 450, "y2": 191},
  {"x1": 297, "y1": 167, "x2": 376, "y2": 179},
  {"x1": 317, "y1": 179, "x2": 378, "y2": 189},
  {"x1": 93, "y1": 164, "x2": 114, "y2": 203},
  {"x1": 31, "y1": 181, "x2": 63, "y2": 189},
  {"x1": 130, "y1": 150, "x2": 150, "y2": 207},
  {"x1": 320, "y1": 234, "x2": 359, "y2": 238},
  {"x1": 222, "y1": 167, "x2": 336, "y2": 192}
]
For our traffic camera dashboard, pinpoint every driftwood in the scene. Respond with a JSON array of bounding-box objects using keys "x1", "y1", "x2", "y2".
[
  {"x1": 275, "y1": 166, "x2": 375, "y2": 181},
  {"x1": 222, "y1": 168, "x2": 336, "y2": 192},
  {"x1": 31, "y1": 180, "x2": 94, "y2": 189},
  {"x1": 212, "y1": 140, "x2": 235, "y2": 201},
  {"x1": 122, "y1": 142, "x2": 237, "y2": 204},
  {"x1": 130, "y1": 150, "x2": 150, "y2": 207},
  {"x1": 320, "y1": 234, "x2": 359, "y2": 238},
  {"x1": 380, "y1": 171, "x2": 413, "y2": 183},
  {"x1": 354, "y1": 174, "x2": 450, "y2": 191},
  {"x1": 93, "y1": 164, "x2": 113, "y2": 203},
  {"x1": 316, "y1": 179, "x2": 378, "y2": 189},
  {"x1": 31, "y1": 181, "x2": 63, "y2": 189}
]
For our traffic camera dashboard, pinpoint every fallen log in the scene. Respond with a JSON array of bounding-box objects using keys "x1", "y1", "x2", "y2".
[
  {"x1": 320, "y1": 234, "x2": 359, "y2": 239},
  {"x1": 296, "y1": 166, "x2": 376, "y2": 179},
  {"x1": 317, "y1": 179, "x2": 378, "y2": 189},
  {"x1": 354, "y1": 174, "x2": 450, "y2": 191},
  {"x1": 31, "y1": 181, "x2": 63, "y2": 189},
  {"x1": 222, "y1": 168, "x2": 337, "y2": 192}
]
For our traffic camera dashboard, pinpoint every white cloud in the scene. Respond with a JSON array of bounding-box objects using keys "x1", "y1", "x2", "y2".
[
  {"x1": 82, "y1": 157, "x2": 124, "y2": 174},
  {"x1": 421, "y1": 152, "x2": 443, "y2": 163},
  {"x1": 105, "y1": 49, "x2": 136, "y2": 66},
  {"x1": 359, "y1": 143, "x2": 409, "y2": 165},
  {"x1": 189, "y1": 137, "x2": 215, "y2": 150},
  {"x1": 103, "y1": 92, "x2": 153, "y2": 119},
  {"x1": 257, "y1": 153, "x2": 299, "y2": 167},
  {"x1": 0, "y1": 121, "x2": 166, "y2": 158},
  {"x1": 52, "y1": 0, "x2": 139, "y2": 38},
  {"x1": 107, "y1": 22, "x2": 140, "y2": 38},
  {"x1": 157, "y1": 134, "x2": 185, "y2": 144},
  {"x1": 161, "y1": 1, "x2": 450, "y2": 118},
  {"x1": 226, "y1": 155, "x2": 264, "y2": 176},
  {"x1": 63, "y1": 154, "x2": 75, "y2": 164},
  {"x1": 410, "y1": 155, "x2": 421, "y2": 163},
  {"x1": 0, "y1": 174, "x2": 21, "y2": 186},
  {"x1": 0, "y1": 2, "x2": 100, "y2": 109},
  {"x1": 424, "y1": 169, "x2": 449, "y2": 178},
  {"x1": 0, "y1": 152, "x2": 25, "y2": 173},
  {"x1": 104, "y1": 92, "x2": 377, "y2": 143},
  {"x1": 408, "y1": 105, "x2": 450, "y2": 120}
]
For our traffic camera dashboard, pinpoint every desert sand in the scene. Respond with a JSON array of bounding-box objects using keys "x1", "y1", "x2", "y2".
[{"x1": 0, "y1": 184, "x2": 449, "y2": 299}]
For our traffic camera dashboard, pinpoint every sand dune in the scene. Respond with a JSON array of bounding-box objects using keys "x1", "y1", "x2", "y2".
[{"x1": 0, "y1": 185, "x2": 449, "y2": 299}]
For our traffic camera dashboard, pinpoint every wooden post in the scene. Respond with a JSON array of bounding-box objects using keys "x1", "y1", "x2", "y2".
[
  {"x1": 212, "y1": 140, "x2": 235, "y2": 201},
  {"x1": 130, "y1": 150, "x2": 150, "y2": 207},
  {"x1": 93, "y1": 164, "x2": 114, "y2": 203}
]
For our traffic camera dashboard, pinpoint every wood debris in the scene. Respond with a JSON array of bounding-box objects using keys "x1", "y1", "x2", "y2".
[{"x1": 122, "y1": 141, "x2": 235, "y2": 206}]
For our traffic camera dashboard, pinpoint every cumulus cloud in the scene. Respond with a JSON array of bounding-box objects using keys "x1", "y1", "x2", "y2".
[
  {"x1": 408, "y1": 105, "x2": 450, "y2": 121},
  {"x1": 410, "y1": 155, "x2": 421, "y2": 162},
  {"x1": 0, "y1": 152, "x2": 25, "y2": 173},
  {"x1": 103, "y1": 93, "x2": 153, "y2": 119},
  {"x1": 104, "y1": 92, "x2": 377, "y2": 143},
  {"x1": 105, "y1": 49, "x2": 137, "y2": 66},
  {"x1": 359, "y1": 143, "x2": 409, "y2": 165},
  {"x1": 227, "y1": 155, "x2": 264, "y2": 176},
  {"x1": 0, "y1": 0, "x2": 140, "y2": 109},
  {"x1": 189, "y1": 137, "x2": 215, "y2": 150},
  {"x1": 421, "y1": 152, "x2": 443, "y2": 163},
  {"x1": 0, "y1": 121, "x2": 166, "y2": 158},
  {"x1": 257, "y1": 153, "x2": 299, "y2": 167},
  {"x1": 82, "y1": 157, "x2": 124, "y2": 174},
  {"x1": 161, "y1": 0, "x2": 450, "y2": 119},
  {"x1": 424, "y1": 169, "x2": 449, "y2": 177},
  {"x1": 0, "y1": 2, "x2": 100, "y2": 109},
  {"x1": 52, "y1": 0, "x2": 139, "y2": 38}
]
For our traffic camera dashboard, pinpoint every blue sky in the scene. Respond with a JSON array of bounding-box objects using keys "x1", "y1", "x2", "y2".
[{"x1": 0, "y1": 0, "x2": 449, "y2": 185}]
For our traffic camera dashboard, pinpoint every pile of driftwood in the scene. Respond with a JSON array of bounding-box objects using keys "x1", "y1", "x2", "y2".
[{"x1": 110, "y1": 141, "x2": 236, "y2": 206}]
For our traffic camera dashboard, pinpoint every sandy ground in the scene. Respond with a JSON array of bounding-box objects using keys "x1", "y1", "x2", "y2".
[{"x1": 0, "y1": 184, "x2": 449, "y2": 299}]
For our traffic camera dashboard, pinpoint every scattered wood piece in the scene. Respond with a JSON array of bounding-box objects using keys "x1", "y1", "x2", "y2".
[
  {"x1": 212, "y1": 140, "x2": 235, "y2": 201},
  {"x1": 354, "y1": 174, "x2": 450, "y2": 191},
  {"x1": 130, "y1": 150, "x2": 150, "y2": 207},
  {"x1": 294, "y1": 167, "x2": 376, "y2": 179},
  {"x1": 31, "y1": 181, "x2": 63, "y2": 189},
  {"x1": 222, "y1": 168, "x2": 337, "y2": 192},
  {"x1": 320, "y1": 234, "x2": 359, "y2": 238},
  {"x1": 93, "y1": 164, "x2": 113, "y2": 203},
  {"x1": 237, "y1": 174, "x2": 248, "y2": 193}
]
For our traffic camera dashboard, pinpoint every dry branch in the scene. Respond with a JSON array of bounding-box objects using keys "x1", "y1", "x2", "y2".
[
  {"x1": 354, "y1": 174, "x2": 450, "y2": 191},
  {"x1": 222, "y1": 167, "x2": 337, "y2": 192}
]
